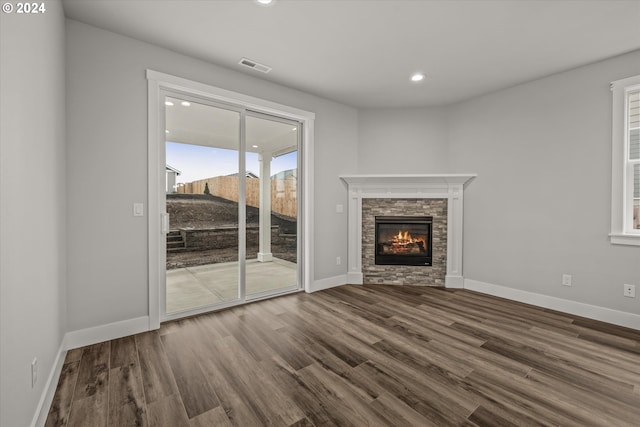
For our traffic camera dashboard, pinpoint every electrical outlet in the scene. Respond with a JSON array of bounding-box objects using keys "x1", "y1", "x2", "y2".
[
  {"x1": 623, "y1": 284, "x2": 636, "y2": 298},
  {"x1": 31, "y1": 358, "x2": 37, "y2": 388},
  {"x1": 562, "y1": 274, "x2": 572, "y2": 287},
  {"x1": 336, "y1": 256, "x2": 341, "y2": 266}
]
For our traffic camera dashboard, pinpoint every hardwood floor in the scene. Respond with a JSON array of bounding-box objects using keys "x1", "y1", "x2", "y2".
[{"x1": 45, "y1": 285, "x2": 640, "y2": 426}]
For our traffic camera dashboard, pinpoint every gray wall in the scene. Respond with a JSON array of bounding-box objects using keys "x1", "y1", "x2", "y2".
[
  {"x1": 0, "y1": 1, "x2": 67, "y2": 425},
  {"x1": 66, "y1": 20, "x2": 358, "y2": 331},
  {"x1": 357, "y1": 49, "x2": 640, "y2": 316},
  {"x1": 358, "y1": 107, "x2": 449, "y2": 173},
  {"x1": 447, "y1": 50, "x2": 640, "y2": 313}
]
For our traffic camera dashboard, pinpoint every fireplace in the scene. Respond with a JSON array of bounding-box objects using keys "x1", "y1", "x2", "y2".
[
  {"x1": 341, "y1": 174, "x2": 475, "y2": 287},
  {"x1": 375, "y1": 216, "x2": 432, "y2": 266}
]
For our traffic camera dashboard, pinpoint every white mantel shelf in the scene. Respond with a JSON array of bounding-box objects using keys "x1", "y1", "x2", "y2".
[
  {"x1": 340, "y1": 174, "x2": 477, "y2": 288},
  {"x1": 340, "y1": 174, "x2": 476, "y2": 187}
]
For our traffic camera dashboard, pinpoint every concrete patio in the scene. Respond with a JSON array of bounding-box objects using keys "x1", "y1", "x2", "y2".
[{"x1": 166, "y1": 257, "x2": 297, "y2": 314}]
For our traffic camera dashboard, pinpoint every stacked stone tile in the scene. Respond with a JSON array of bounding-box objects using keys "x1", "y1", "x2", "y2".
[{"x1": 362, "y1": 198, "x2": 447, "y2": 286}]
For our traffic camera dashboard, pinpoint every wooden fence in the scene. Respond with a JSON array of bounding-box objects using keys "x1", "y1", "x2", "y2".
[{"x1": 176, "y1": 175, "x2": 297, "y2": 218}]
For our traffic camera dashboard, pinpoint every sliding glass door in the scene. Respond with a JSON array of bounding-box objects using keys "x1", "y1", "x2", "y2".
[
  {"x1": 161, "y1": 93, "x2": 301, "y2": 319},
  {"x1": 245, "y1": 113, "x2": 300, "y2": 298},
  {"x1": 164, "y1": 95, "x2": 241, "y2": 315}
]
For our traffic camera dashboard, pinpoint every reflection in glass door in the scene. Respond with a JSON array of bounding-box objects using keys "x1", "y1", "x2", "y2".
[
  {"x1": 164, "y1": 95, "x2": 241, "y2": 315},
  {"x1": 245, "y1": 114, "x2": 300, "y2": 298}
]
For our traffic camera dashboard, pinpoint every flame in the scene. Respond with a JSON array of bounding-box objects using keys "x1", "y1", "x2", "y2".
[
  {"x1": 380, "y1": 229, "x2": 427, "y2": 254},
  {"x1": 394, "y1": 230, "x2": 419, "y2": 244},
  {"x1": 389, "y1": 230, "x2": 426, "y2": 249}
]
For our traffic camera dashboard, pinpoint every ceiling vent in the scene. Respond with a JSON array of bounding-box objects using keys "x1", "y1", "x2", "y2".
[{"x1": 238, "y1": 57, "x2": 272, "y2": 74}]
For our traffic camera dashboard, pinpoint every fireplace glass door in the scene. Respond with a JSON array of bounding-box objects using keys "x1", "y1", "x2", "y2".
[{"x1": 375, "y1": 216, "x2": 433, "y2": 266}]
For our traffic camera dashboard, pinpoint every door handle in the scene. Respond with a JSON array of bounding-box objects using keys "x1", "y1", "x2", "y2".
[{"x1": 161, "y1": 213, "x2": 169, "y2": 234}]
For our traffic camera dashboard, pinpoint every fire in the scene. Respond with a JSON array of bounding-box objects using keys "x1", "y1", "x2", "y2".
[
  {"x1": 396, "y1": 230, "x2": 409, "y2": 241},
  {"x1": 394, "y1": 229, "x2": 418, "y2": 244},
  {"x1": 386, "y1": 229, "x2": 426, "y2": 253}
]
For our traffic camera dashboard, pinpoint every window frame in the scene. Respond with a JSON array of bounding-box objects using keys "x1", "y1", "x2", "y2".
[{"x1": 610, "y1": 75, "x2": 640, "y2": 246}]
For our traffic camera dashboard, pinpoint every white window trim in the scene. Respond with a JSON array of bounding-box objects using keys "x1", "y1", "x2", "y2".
[{"x1": 610, "y1": 75, "x2": 640, "y2": 246}]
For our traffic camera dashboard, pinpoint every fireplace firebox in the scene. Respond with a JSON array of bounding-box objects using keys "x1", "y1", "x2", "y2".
[{"x1": 375, "y1": 216, "x2": 433, "y2": 266}]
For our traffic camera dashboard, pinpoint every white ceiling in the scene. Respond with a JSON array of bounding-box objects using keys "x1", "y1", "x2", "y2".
[
  {"x1": 165, "y1": 96, "x2": 298, "y2": 154},
  {"x1": 63, "y1": 0, "x2": 640, "y2": 108}
]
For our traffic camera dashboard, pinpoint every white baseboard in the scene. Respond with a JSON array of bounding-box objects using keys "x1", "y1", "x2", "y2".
[
  {"x1": 309, "y1": 274, "x2": 348, "y2": 292},
  {"x1": 63, "y1": 316, "x2": 151, "y2": 350},
  {"x1": 445, "y1": 275, "x2": 464, "y2": 289},
  {"x1": 464, "y1": 279, "x2": 640, "y2": 331},
  {"x1": 346, "y1": 272, "x2": 363, "y2": 285},
  {"x1": 31, "y1": 342, "x2": 66, "y2": 427}
]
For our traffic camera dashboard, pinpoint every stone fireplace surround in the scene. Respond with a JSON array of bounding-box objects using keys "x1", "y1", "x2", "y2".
[
  {"x1": 364, "y1": 198, "x2": 446, "y2": 286},
  {"x1": 340, "y1": 174, "x2": 476, "y2": 288}
]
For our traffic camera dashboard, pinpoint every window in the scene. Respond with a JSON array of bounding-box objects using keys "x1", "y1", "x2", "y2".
[{"x1": 610, "y1": 75, "x2": 640, "y2": 245}]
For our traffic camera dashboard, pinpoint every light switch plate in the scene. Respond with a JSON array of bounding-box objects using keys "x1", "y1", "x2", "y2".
[{"x1": 133, "y1": 203, "x2": 144, "y2": 217}]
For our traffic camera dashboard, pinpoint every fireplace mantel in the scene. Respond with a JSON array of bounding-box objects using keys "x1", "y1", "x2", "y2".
[{"x1": 340, "y1": 174, "x2": 476, "y2": 288}]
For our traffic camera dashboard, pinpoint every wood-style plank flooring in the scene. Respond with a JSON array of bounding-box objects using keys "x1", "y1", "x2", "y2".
[{"x1": 45, "y1": 285, "x2": 640, "y2": 426}]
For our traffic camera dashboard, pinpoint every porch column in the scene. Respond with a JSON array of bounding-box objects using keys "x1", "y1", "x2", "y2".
[{"x1": 257, "y1": 152, "x2": 273, "y2": 262}]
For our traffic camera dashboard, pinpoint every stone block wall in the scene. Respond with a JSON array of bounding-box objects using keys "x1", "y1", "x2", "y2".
[
  {"x1": 182, "y1": 226, "x2": 246, "y2": 251},
  {"x1": 181, "y1": 226, "x2": 293, "y2": 251},
  {"x1": 179, "y1": 225, "x2": 296, "y2": 254},
  {"x1": 362, "y1": 198, "x2": 447, "y2": 286}
]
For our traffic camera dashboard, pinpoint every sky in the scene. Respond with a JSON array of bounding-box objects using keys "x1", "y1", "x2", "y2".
[{"x1": 166, "y1": 141, "x2": 297, "y2": 183}]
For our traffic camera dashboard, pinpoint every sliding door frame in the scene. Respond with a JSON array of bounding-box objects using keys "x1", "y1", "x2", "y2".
[
  {"x1": 244, "y1": 110, "x2": 303, "y2": 300},
  {"x1": 160, "y1": 90, "x2": 246, "y2": 321},
  {"x1": 147, "y1": 70, "x2": 315, "y2": 329}
]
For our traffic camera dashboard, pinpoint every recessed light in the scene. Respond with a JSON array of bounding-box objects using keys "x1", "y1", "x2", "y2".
[
  {"x1": 410, "y1": 73, "x2": 426, "y2": 82},
  {"x1": 165, "y1": 101, "x2": 174, "y2": 106},
  {"x1": 181, "y1": 101, "x2": 191, "y2": 107},
  {"x1": 257, "y1": 0, "x2": 273, "y2": 4},
  {"x1": 252, "y1": 145, "x2": 259, "y2": 148},
  {"x1": 165, "y1": 130, "x2": 170, "y2": 134}
]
